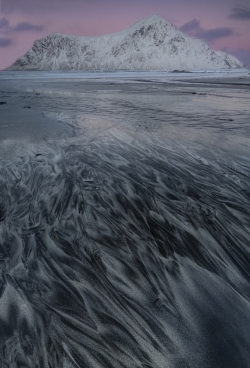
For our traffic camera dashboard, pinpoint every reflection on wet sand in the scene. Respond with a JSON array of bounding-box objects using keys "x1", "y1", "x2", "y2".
[{"x1": 0, "y1": 72, "x2": 250, "y2": 368}]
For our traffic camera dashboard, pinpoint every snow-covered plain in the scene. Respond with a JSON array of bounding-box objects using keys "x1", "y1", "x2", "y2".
[
  {"x1": 1, "y1": 68, "x2": 249, "y2": 81},
  {"x1": 0, "y1": 71, "x2": 250, "y2": 368},
  {"x1": 7, "y1": 15, "x2": 244, "y2": 71}
]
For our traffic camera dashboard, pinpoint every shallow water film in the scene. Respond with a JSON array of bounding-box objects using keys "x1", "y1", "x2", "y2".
[{"x1": 0, "y1": 71, "x2": 250, "y2": 368}]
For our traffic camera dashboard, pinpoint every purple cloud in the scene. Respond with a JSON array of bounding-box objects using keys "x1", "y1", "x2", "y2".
[
  {"x1": 0, "y1": 37, "x2": 12, "y2": 47},
  {"x1": 229, "y1": 5, "x2": 250, "y2": 20},
  {"x1": 179, "y1": 19, "x2": 235, "y2": 43},
  {"x1": 179, "y1": 19, "x2": 200, "y2": 34},
  {"x1": 195, "y1": 27, "x2": 235, "y2": 42},
  {"x1": 11, "y1": 22, "x2": 44, "y2": 32},
  {"x1": 0, "y1": 17, "x2": 10, "y2": 30},
  {"x1": 0, "y1": 18, "x2": 44, "y2": 34}
]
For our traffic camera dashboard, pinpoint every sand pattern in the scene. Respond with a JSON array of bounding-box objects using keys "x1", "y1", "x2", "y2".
[{"x1": 0, "y1": 71, "x2": 250, "y2": 367}]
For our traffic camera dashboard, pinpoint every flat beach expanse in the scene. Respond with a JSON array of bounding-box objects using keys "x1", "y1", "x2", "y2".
[{"x1": 0, "y1": 70, "x2": 250, "y2": 367}]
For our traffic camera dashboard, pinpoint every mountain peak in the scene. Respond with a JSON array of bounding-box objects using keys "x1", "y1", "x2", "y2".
[
  {"x1": 129, "y1": 14, "x2": 171, "y2": 29},
  {"x1": 140, "y1": 14, "x2": 163, "y2": 22}
]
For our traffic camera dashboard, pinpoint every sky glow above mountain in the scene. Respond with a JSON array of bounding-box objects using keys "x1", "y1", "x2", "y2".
[{"x1": 0, "y1": 0, "x2": 249, "y2": 69}]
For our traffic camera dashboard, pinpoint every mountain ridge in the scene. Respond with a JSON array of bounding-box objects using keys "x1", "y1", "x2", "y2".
[{"x1": 7, "y1": 15, "x2": 244, "y2": 71}]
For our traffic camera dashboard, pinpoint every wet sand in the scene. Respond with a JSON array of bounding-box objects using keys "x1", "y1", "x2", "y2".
[{"x1": 0, "y1": 71, "x2": 250, "y2": 367}]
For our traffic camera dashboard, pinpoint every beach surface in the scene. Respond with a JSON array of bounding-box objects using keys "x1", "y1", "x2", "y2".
[{"x1": 0, "y1": 70, "x2": 250, "y2": 368}]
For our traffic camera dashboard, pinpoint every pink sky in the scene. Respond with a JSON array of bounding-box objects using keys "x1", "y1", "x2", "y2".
[{"x1": 0, "y1": 0, "x2": 249, "y2": 69}]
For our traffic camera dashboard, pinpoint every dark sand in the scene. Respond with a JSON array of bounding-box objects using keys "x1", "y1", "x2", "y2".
[{"x1": 0, "y1": 71, "x2": 250, "y2": 368}]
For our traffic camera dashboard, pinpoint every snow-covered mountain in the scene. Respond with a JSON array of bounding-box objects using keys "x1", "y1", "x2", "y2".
[{"x1": 7, "y1": 15, "x2": 244, "y2": 71}]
